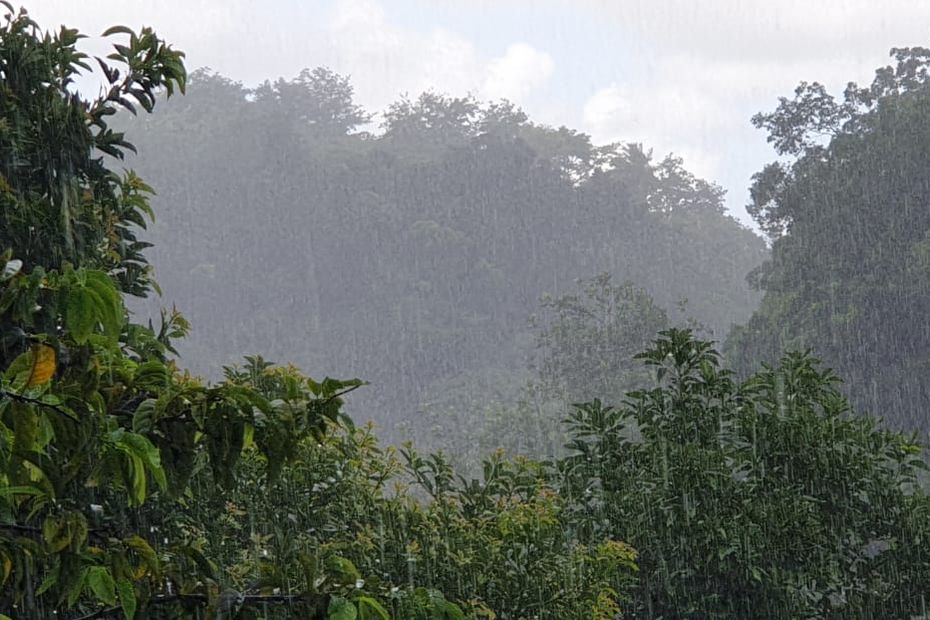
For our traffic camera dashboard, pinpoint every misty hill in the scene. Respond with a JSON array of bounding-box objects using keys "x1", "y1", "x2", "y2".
[{"x1": 122, "y1": 68, "x2": 767, "y2": 437}]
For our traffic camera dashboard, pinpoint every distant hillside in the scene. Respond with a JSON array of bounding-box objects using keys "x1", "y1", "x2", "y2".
[{"x1": 122, "y1": 68, "x2": 767, "y2": 437}]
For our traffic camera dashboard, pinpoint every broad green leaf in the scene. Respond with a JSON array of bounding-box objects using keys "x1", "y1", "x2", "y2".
[
  {"x1": 326, "y1": 555, "x2": 360, "y2": 582},
  {"x1": 132, "y1": 399, "x2": 157, "y2": 434},
  {"x1": 132, "y1": 361, "x2": 168, "y2": 388},
  {"x1": 117, "y1": 578, "x2": 137, "y2": 619},
  {"x1": 87, "y1": 566, "x2": 117, "y2": 606},
  {"x1": 84, "y1": 271, "x2": 123, "y2": 338},
  {"x1": 0, "y1": 485, "x2": 43, "y2": 497},
  {"x1": 127, "y1": 454, "x2": 146, "y2": 505},
  {"x1": 67, "y1": 567, "x2": 88, "y2": 608},
  {"x1": 5, "y1": 349, "x2": 34, "y2": 386},
  {"x1": 0, "y1": 552, "x2": 11, "y2": 586},
  {"x1": 36, "y1": 566, "x2": 58, "y2": 595},
  {"x1": 357, "y1": 596, "x2": 389, "y2": 620},
  {"x1": 176, "y1": 544, "x2": 217, "y2": 581},
  {"x1": 112, "y1": 430, "x2": 167, "y2": 497},
  {"x1": 125, "y1": 535, "x2": 160, "y2": 577},
  {"x1": 242, "y1": 422, "x2": 254, "y2": 449},
  {"x1": 328, "y1": 596, "x2": 358, "y2": 620},
  {"x1": 65, "y1": 286, "x2": 96, "y2": 344},
  {"x1": 440, "y1": 601, "x2": 466, "y2": 620},
  {"x1": 102, "y1": 25, "x2": 135, "y2": 37}
]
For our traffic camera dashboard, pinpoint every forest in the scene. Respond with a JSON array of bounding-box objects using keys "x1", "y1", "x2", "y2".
[{"x1": 2, "y1": 3, "x2": 930, "y2": 618}]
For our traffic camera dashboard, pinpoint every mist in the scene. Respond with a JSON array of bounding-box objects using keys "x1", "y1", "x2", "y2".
[{"x1": 4, "y1": 2, "x2": 930, "y2": 618}]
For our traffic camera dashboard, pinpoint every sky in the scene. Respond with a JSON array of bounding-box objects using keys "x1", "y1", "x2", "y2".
[{"x1": 29, "y1": 0, "x2": 930, "y2": 229}]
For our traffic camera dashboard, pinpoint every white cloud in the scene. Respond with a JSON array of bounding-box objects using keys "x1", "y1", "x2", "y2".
[
  {"x1": 576, "y1": 0, "x2": 930, "y2": 65},
  {"x1": 582, "y1": 75, "x2": 730, "y2": 180},
  {"x1": 583, "y1": 85, "x2": 633, "y2": 138},
  {"x1": 284, "y1": 1, "x2": 555, "y2": 117},
  {"x1": 31, "y1": 0, "x2": 930, "y2": 228},
  {"x1": 32, "y1": 0, "x2": 556, "y2": 116},
  {"x1": 482, "y1": 43, "x2": 554, "y2": 101}
]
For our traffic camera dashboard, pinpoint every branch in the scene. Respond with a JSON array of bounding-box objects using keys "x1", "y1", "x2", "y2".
[
  {"x1": 0, "y1": 389, "x2": 79, "y2": 422},
  {"x1": 322, "y1": 383, "x2": 362, "y2": 405}
]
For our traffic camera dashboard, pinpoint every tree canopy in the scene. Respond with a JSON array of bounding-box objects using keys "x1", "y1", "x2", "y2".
[
  {"x1": 0, "y1": 7, "x2": 638, "y2": 618},
  {"x1": 4, "y1": 5, "x2": 930, "y2": 619},
  {"x1": 729, "y1": 47, "x2": 930, "y2": 435},
  {"x1": 117, "y1": 66, "x2": 767, "y2": 450}
]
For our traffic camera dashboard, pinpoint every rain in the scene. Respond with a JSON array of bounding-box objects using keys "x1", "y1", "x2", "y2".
[{"x1": 2, "y1": 1, "x2": 930, "y2": 618}]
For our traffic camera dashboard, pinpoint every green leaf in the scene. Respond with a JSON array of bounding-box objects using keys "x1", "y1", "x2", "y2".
[
  {"x1": 65, "y1": 286, "x2": 97, "y2": 344},
  {"x1": 326, "y1": 555, "x2": 361, "y2": 582},
  {"x1": 132, "y1": 361, "x2": 168, "y2": 388},
  {"x1": 0, "y1": 485, "x2": 44, "y2": 498},
  {"x1": 125, "y1": 535, "x2": 160, "y2": 577},
  {"x1": 86, "y1": 566, "x2": 117, "y2": 606},
  {"x1": 5, "y1": 349, "x2": 35, "y2": 386},
  {"x1": 440, "y1": 601, "x2": 466, "y2": 620},
  {"x1": 117, "y1": 578, "x2": 137, "y2": 619},
  {"x1": 328, "y1": 596, "x2": 358, "y2": 620},
  {"x1": 43, "y1": 516, "x2": 67, "y2": 551},
  {"x1": 111, "y1": 430, "x2": 167, "y2": 499},
  {"x1": 176, "y1": 544, "x2": 217, "y2": 581},
  {"x1": 356, "y1": 596, "x2": 389, "y2": 620},
  {"x1": 36, "y1": 566, "x2": 58, "y2": 595},
  {"x1": 132, "y1": 399, "x2": 157, "y2": 434},
  {"x1": 84, "y1": 270, "x2": 123, "y2": 338},
  {"x1": 67, "y1": 567, "x2": 89, "y2": 607},
  {"x1": 102, "y1": 25, "x2": 135, "y2": 37}
]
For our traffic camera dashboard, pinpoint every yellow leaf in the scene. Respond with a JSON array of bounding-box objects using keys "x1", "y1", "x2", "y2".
[{"x1": 26, "y1": 344, "x2": 56, "y2": 387}]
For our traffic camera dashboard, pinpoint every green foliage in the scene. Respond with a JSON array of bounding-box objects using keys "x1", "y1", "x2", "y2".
[
  {"x1": 0, "y1": 3, "x2": 184, "y2": 297},
  {"x1": 173, "y1": 417, "x2": 638, "y2": 620},
  {"x1": 0, "y1": 7, "x2": 637, "y2": 618},
  {"x1": 532, "y1": 273, "x2": 670, "y2": 405},
  {"x1": 561, "y1": 329, "x2": 930, "y2": 617},
  {"x1": 5, "y1": 5, "x2": 930, "y2": 619},
  {"x1": 732, "y1": 47, "x2": 930, "y2": 435},
  {"x1": 0, "y1": 7, "x2": 388, "y2": 618},
  {"x1": 412, "y1": 275, "x2": 670, "y2": 475},
  {"x1": 121, "y1": 65, "x2": 767, "y2": 451}
]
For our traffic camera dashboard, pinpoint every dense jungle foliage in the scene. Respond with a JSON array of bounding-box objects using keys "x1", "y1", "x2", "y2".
[
  {"x1": 727, "y1": 47, "x2": 930, "y2": 437},
  {"x1": 3, "y1": 4, "x2": 930, "y2": 619}
]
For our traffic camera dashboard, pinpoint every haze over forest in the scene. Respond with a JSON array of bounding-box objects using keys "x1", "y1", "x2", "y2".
[
  {"x1": 120, "y1": 68, "x2": 769, "y2": 455},
  {"x1": 5, "y1": 2, "x2": 930, "y2": 618}
]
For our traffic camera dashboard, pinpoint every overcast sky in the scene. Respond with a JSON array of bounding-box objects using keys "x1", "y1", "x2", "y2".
[{"x1": 30, "y1": 0, "x2": 930, "y2": 228}]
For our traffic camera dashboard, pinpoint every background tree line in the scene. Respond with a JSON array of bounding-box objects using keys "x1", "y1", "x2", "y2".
[
  {"x1": 119, "y1": 43, "x2": 930, "y2": 472},
  {"x1": 5, "y1": 4, "x2": 930, "y2": 618}
]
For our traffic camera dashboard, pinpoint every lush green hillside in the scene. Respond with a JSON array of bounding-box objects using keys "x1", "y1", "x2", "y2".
[
  {"x1": 5, "y1": 6, "x2": 930, "y2": 619},
  {"x1": 119, "y1": 69, "x2": 767, "y2": 445}
]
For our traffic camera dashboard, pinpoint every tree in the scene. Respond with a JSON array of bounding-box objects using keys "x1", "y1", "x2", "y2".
[
  {"x1": 0, "y1": 7, "x2": 640, "y2": 619},
  {"x1": 120, "y1": 66, "x2": 766, "y2": 454},
  {"x1": 253, "y1": 67, "x2": 371, "y2": 136},
  {"x1": 0, "y1": 3, "x2": 184, "y2": 298},
  {"x1": 532, "y1": 273, "x2": 669, "y2": 405},
  {"x1": 729, "y1": 47, "x2": 930, "y2": 435},
  {"x1": 560, "y1": 329, "x2": 930, "y2": 617},
  {"x1": 0, "y1": 7, "x2": 372, "y2": 618}
]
